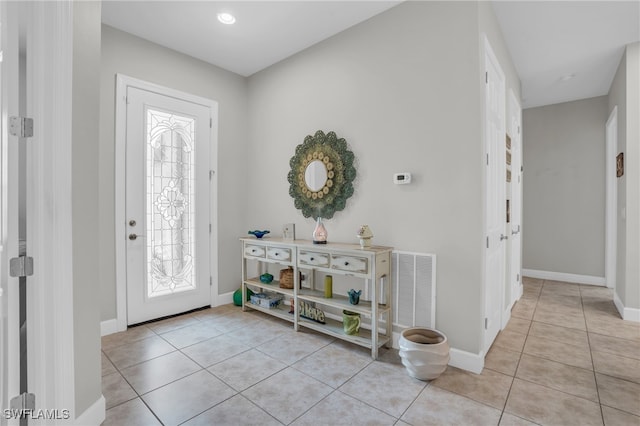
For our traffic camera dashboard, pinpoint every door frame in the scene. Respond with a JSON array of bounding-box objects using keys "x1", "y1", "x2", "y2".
[
  {"x1": 605, "y1": 106, "x2": 618, "y2": 290},
  {"x1": 114, "y1": 74, "x2": 219, "y2": 332},
  {"x1": 508, "y1": 89, "x2": 523, "y2": 305},
  {"x1": 482, "y1": 34, "x2": 507, "y2": 353}
]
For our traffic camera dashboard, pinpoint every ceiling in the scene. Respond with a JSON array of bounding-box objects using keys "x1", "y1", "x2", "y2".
[{"x1": 102, "y1": 1, "x2": 640, "y2": 109}]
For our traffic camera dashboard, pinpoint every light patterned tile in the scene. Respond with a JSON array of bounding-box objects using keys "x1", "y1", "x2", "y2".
[
  {"x1": 183, "y1": 394, "x2": 281, "y2": 426},
  {"x1": 494, "y1": 330, "x2": 527, "y2": 352},
  {"x1": 181, "y1": 334, "x2": 250, "y2": 368},
  {"x1": 593, "y1": 351, "x2": 640, "y2": 384},
  {"x1": 499, "y1": 413, "x2": 539, "y2": 426},
  {"x1": 120, "y1": 351, "x2": 201, "y2": 394},
  {"x1": 101, "y1": 325, "x2": 156, "y2": 351},
  {"x1": 102, "y1": 372, "x2": 137, "y2": 409},
  {"x1": 485, "y1": 346, "x2": 521, "y2": 376},
  {"x1": 432, "y1": 366, "x2": 513, "y2": 410},
  {"x1": 589, "y1": 333, "x2": 640, "y2": 360},
  {"x1": 147, "y1": 315, "x2": 200, "y2": 335},
  {"x1": 159, "y1": 321, "x2": 223, "y2": 349},
  {"x1": 512, "y1": 300, "x2": 536, "y2": 320},
  {"x1": 529, "y1": 321, "x2": 589, "y2": 350},
  {"x1": 292, "y1": 340, "x2": 372, "y2": 388},
  {"x1": 505, "y1": 378, "x2": 602, "y2": 426},
  {"x1": 523, "y1": 334, "x2": 592, "y2": 370},
  {"x1": 257, "y1": 329, "x2": 333, "y2": 365},
  {"x1": 292, "y1": 391, "x2": 396, "y2": 426},
  {"x1": 505, "y1": 317, "x2": 531, "y2": 336},
  {"x1": 339, "y1": 361, "x2": 426, "y2": 418},
  {"x1": 142, "y1": 370, "x2": 236, "y2": 426},
  {"x1": 208, "y1": 349, "x2": 287, "y2": 391},
  {"x1": 242, "y1": 367, "x2": 333, "y2": 425},
  {"x1": 596, "y1": 373, "x2": 640, "y2": 416},
  {"x1": 103, "y1": 335, "x2": 176, "y2": 370},
  {"x1": 515, "y1": 354, "x2": 598, "y2": 401},
  {"x1": 102, "y1": 352, "x2": 117, "y2": 377},
  {"x1": 401, "y1": 386, "x2": 501, "y2": 426},
  {"x1": 223, "y1": 317, "x2": 288, "y2": 347},
  {"x1": 103, "y1": 398, "x2": 161, "y2": 426},
  {"x1": 602, "y1": 405, "x2": 640, "y2": 426}
]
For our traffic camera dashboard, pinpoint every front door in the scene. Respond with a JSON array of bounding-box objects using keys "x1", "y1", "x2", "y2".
[{"x1": 125, "y1": 85, "x2": 213, "y2": 325}]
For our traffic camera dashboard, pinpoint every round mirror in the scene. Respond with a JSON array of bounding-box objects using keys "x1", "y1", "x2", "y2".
[
  {"x1": 288, "y1": 130, "x2": 356, "y2": 219},
  {"x1": 304, "y1": 160, "x2": 328, "y2": 192}
]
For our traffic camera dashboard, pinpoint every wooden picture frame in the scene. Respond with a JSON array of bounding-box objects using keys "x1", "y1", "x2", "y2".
[{"x1": 616, "y1": 153, "x2": 624, "y2": 177}]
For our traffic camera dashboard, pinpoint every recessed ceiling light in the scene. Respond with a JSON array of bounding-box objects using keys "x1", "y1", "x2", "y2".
[
  {"x1": 560, "y1": 74, "x2": 576, "y2": 82},
  {"x1": 217, "y1": 12, "x2": 236, "y2": 25}
]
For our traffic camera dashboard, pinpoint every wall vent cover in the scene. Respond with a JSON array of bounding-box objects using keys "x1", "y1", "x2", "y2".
[{"x1": 391, "y1": 251, "x2": 436, "y2": 329}]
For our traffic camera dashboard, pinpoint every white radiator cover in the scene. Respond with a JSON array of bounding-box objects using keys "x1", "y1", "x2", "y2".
[{"x1": 391, "y1": 251, "x2": 437, "y2": 329}]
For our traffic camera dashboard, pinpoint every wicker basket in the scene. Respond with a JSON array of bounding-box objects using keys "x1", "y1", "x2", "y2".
[{"x1": 279, "y1": 267, "x2": 294, "y2": 289}]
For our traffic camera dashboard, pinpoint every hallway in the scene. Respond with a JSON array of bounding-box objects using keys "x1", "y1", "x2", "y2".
[{"x1": 101, "y1": 278, "x2": 640, "y2": 425}]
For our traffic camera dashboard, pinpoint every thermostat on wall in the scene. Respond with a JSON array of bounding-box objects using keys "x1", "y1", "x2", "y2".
[{"x1": 393, "y1": 172, "x2": 411, "y2": 184}]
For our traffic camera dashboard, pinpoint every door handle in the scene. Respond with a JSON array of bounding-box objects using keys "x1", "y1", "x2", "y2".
[
  {"x1": 511, "y1": 229, "x2": 518, "y2": 235},
  {"x1": 129, "y1": 233, "x2": 145, "y2": 241},
  {"x1": 500, "y1": 234, "x2": 509, "y2": 241}
]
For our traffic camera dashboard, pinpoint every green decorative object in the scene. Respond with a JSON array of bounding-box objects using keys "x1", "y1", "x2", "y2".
[
  {"x1": 233, "y1": 288, "x2": 254, "y2": 306},
  {"x1": 288, "y1": 130, "x2": 356, "y2": 220}
]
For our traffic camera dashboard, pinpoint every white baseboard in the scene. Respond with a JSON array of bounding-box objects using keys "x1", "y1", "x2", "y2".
[
  {"x1": 100, "y1": 319, "x2": 119, "y2": 337},
  {"x1": 448, "y1": 348, "x2": 484, "y2": 374},
  {"x1": 522, "y1": 269, "x2": 605, "y2": 286},
  {"x1": 614, "y1": 291, "x2": 640, "y2": 322},
  {"x1": 75, "y1": 395, "x2": 105, "y2": 426},
  {"x1": 215, "y1": 291, "x2": 234, "y2": 306}
]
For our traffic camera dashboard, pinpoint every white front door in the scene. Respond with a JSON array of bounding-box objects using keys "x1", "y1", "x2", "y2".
[
  {"x1": 509, "y1": 92, "x2": 523, "y2": 304},
  {"x1": 125, "y1": 86, "x2": 213, "y2": 325},
  {"x1": 483, "y1": 36, "x2": 506, "y2": 351}
]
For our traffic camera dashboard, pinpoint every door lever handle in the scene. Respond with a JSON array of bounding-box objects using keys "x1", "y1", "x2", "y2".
[
  {"x1": 500, "y1": 234, "x2": 509, "y2": 241},
  {"x1": 511, "y1": 229, "x2": 518, "y2": 235},
  {"x1": 129, "y1": 233, "x2": 146, "y2": 241}
]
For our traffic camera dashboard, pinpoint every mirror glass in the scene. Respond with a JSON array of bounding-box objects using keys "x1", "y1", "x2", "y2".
[{"x1": 304, "y1": 160, "x2": 327, "y2": 192}]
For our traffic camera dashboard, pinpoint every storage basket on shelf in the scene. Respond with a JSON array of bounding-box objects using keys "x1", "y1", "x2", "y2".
[{"x1": 279, "y1": 266, "x2": 294, "y2": 289}]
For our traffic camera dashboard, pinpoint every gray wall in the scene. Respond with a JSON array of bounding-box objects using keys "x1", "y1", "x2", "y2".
[
  {"x1": 99, "y1": 25, "x2": 249, "y2": 321},
  {"x1": 73, "y1": 0, "x2": 102, "y2": 415},
  {"x1": 609, "y1": 42, "x2": 640, "y2": 310},
  {"x1": 246, "y1": 1, "x2": 520, "y2": 354},
  {"x1": 522, "y1": 97, "x2": 608, "y2": 278}
]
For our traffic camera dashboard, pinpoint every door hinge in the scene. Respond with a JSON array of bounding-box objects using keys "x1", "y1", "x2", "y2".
[
  {"x1": 9, "y1": 256, "x2": 34, "y2": 278},
  {"x1": 210, "y1": 118, "x2": 213, "y2": 128},
  {"x1": 485, "y1": 71, "x2": 488, "y2": 84},
  {"x1": 209, "y1": 276, "x2": 212, "y2": 286},
  {"x1": 9, "y1": 116, "x2": 34, "y2": 138},
  {"x1": 486, "y1": 154, "x2": 489, "y2": 165},
  {"x1": 209, "y1": 170, "x2": 215, "y2": 180},
  {"x1": 10, "y1": 392, "x2": 36, "y2": 413},
  {"x1": 486, "y1": 237, "x2": 489, "y2": 249},
  {"x1": 209, "y1": 223, "x2": 212, "y2": 233},
  {"x1": 484, "y1": 318, "x2": 488, "y2": 329},
  {"x1": 517, "y1": 273, "x2": 520, "y2": 282}
]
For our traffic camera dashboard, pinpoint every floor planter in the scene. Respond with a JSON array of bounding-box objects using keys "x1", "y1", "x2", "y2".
[{"x1": 398, "y1": 327, "x2": 450, "y2": 380}]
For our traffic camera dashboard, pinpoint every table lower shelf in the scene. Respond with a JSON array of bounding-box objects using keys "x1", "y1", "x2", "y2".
[
  {"x1": 243, "y1": 300, "x2": 294, "y2": 323},
  {"x1": 297, "y1": 315, "x2": 390, "y2": 350}
]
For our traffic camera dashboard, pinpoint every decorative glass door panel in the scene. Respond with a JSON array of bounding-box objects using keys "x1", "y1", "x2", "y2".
[
  {"x1": 125, "y1": 86, "x2": 213, "y2": 325},
  {"x1": 146, "y1": 109, "x2": 196, "y2": 298}
]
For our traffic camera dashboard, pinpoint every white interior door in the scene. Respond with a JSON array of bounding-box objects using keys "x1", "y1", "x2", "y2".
[
  {"x1": 126, "y1": 87, "x2": 212, "y2": 325},
  {"x1": 0, "y1": 1, "x2": 21, "y2": 419},
  {"x1": 605, "y1": 107, "x2": 617, "y2": 290},
  {"x1": 483, "y1": 36, "x2": 506, "y2": 351},
  {"x1": 509, "y1": 92, "x2": 523, "y2": 303}
]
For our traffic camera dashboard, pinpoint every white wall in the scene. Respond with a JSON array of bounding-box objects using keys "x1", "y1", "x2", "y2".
[
  {"x1": 99, "y1": 25, "x2": 249, "y2": 321},
  {"x1": 609, "y1": 42, "x2": 640, "y2": 311},
  {"x1": 522, "y1": 96, "x2": 608, "y2": 279},
  {"x1": 247, "y1": 1, "x2": 520, "y2": 355},
  {"x1": 73, "y1": 0, "x2": 102, "y2": 415}
]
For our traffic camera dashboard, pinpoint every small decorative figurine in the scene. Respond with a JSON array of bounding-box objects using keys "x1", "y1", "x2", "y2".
[
  {"x1": 348, "y1": 289, "x2": 361, "y2": 305},
  {"x1": 248, "y1": 230, "x2": 270, "y2": 239},
  {"x1": 356, "y1": 225, "x2": 373, "y2": 248},
  {"x1": 260, "y1": 273, "x2": 274, "y2": 284}
]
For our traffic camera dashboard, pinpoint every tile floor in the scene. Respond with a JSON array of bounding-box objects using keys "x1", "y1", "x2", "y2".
[{"x1": 101, "y1": 278, "x2": 640, "y2": 425}]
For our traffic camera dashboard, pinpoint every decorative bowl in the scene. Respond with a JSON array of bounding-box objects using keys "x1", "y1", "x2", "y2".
[
  {"x1": 248, "y1": 230, "x2": 270, "y2": 239},
  {"x1": 260, "y1": 273, "x2": 274, "y2": 284}
]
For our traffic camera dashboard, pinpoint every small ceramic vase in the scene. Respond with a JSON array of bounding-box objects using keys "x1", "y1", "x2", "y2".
[{"x1": 348, "y1": 289, "x2": 361, "y2": 305}]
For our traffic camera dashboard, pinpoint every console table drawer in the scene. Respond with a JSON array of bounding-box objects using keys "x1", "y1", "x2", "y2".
[
  {"x1": 244, "y1": 245, "x2": 266, "y2": 258},
  {"x1": 299, "y1": 251, "x2": 330, "y2": 267},
  {"x1": 331, "y1": 255, "x2": 368, "y2": 273},
  {"x1": 267, "y1": 247, "x2": 292, "y2": 262}
]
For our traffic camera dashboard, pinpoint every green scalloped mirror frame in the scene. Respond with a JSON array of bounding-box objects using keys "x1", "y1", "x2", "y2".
[{"x1": 288, "y1": 130, "x2": 356, "y2": 220}]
